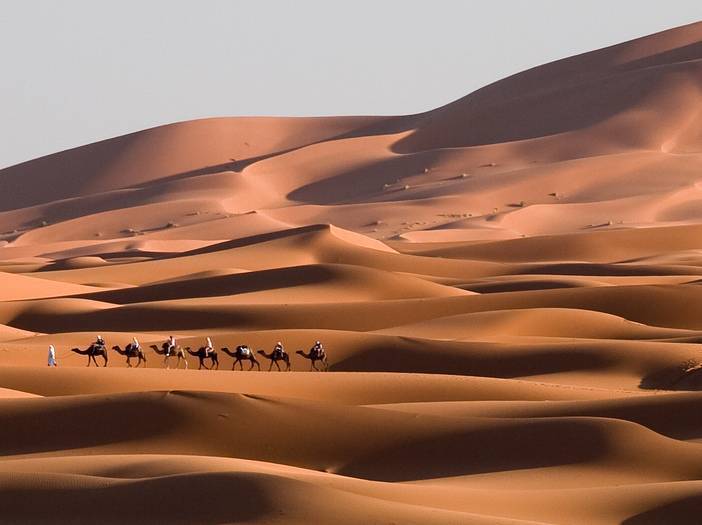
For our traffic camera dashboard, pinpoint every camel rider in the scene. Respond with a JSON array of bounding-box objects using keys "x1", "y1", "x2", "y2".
[
  {"x1": 274, "y1": 341, "x2": 284, "y2": 359},
  {"x1": 205, "y1": 337, "x2": 213, "y2": 357},
  {"x1": 132, "y1": 337, "x2": 140, "y2": 350},
  {"x1": 166, "y1": 336, "x2": 176, "y2": 356},
  {"x1": 313, "y1": 340, "x2": 324, "y2": 358},
  {"x1": 95, "y1": 335, "x2": 105, "y2": 348}
]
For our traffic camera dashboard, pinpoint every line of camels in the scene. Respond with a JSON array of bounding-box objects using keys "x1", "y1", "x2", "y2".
[{"x1": 69, "y1": 341, "x2": 330, "y2": 371}]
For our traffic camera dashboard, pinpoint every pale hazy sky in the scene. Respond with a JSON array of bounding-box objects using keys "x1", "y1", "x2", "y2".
[{"x1": 1, "y1": 1, "x2": 700, "y2": 168}]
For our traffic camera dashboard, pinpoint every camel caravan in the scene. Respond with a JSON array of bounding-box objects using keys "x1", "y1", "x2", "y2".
[{"x1": 64, "y1": 335, "x2": 329, "y2": 371}]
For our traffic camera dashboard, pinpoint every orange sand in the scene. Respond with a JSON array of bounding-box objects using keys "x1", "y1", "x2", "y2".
[{"x1": 1, "y1": 21, "x2": 702, "y2": 524}]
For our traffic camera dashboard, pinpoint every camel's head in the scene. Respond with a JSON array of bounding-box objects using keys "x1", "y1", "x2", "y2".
[
  {"x1": 149, "y1": 344, "x2": 158, "y2": 350},
  {"x1": 296, "y1": 350, "x2": 304, "y2": 355},
  {"x1": 112, "y1": 345, "x2": 120, "y2": 350},
  {"x1": 184, "y1": 346, "x2": 191, "y2": 351},
  {"x1": 70, "y1": 348, "x2": 80, "y2": 353},
  {"x1": 256, "y1": 350, "x2": 265, "y2": 355},
  {"x1": 221, "y1": 347, "x2": 229, "y2": 352}
]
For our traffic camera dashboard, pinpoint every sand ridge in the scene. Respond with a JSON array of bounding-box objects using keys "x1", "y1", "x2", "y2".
[{"x1": 1, "y1": 21, "x2": 702, "y2": 524}]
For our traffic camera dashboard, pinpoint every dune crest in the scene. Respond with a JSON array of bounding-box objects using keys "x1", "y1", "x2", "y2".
[{"x1": 2, "y1": 21, "x2": 702, "y2": 524}]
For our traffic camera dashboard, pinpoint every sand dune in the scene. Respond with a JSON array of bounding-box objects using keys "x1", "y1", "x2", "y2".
[
  {"x1": 1, "y1": 21, "x2": 702, "y2": 524},
  {"x1": 375, "y1": 308, "x2": 695, "y2": 340}
]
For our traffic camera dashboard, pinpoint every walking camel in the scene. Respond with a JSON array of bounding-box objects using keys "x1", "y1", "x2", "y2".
[
  {"x1": 296, "y1": 346, "x2": 329, "y2": 371},
  {"x1": 112, "y1": 344, "x2": 147, "y2": 368},
  {"x1": 149, "y1": 343, "x2": 188, "y2": 369},
  {"x1": 185, "y1": 346, "x2": 219, "y2": 370},
  {"x1": 257, "y1": 349, "x2": 291, "y2": 371},
  {"x1": 221, "y1": 346, "x2": 260, "y2": 371},
  {"x1": 71, "y1": 344, "x2": 109, "y2": 367}
]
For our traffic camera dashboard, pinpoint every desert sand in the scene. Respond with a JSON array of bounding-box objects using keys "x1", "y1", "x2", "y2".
[{"x1": 1, "y1": 21, "x2": 702, "y2": 524}]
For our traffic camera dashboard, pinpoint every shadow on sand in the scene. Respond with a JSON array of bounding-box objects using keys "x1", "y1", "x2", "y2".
[{"x1": 639, "y1": 360, "x2": 702, "y2": 391}]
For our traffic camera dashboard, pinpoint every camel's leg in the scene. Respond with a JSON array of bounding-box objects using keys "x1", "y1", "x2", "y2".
[
  {"x1": 183, "y1": 357, "x2": 188, "y2": 370},
  {"x1": 127, "y1": 356, "x2": 132, "y2": 368},
  {"x1": 274, "y1": 360, "x2": 281, "y2": 372},
  {"x1": 268, "y1": 361, "x2": 273, "y2": 371},
  {"x1": 164, "y1": 356, "x2": 169, "y2": 369},
  {"x1": 213, "y1": 358, "x2": 219, "y2": 370},
  {"x1": 102, "y1": 355, "x2": 108, "y2": 367},
  {"x1": 248, "y1": 359, "x2": 255, "y2": 371}
]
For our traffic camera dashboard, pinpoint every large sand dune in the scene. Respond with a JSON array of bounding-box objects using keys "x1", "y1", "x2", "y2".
[{"x1": 2, "y1": 21, "x2": 702, "y2": 524}]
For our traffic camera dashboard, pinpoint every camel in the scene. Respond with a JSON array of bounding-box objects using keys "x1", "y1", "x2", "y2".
[
  {"x1": 257, "y1": 348, "x2": 291, "y2": 371},
  {"x1": 71, "y1": 344, "x2": 108, "y2": 367},
  {"x1": 221, "y1": 346, "x2": 260, "y2": 371},
  {"x1": 112, "y1": 344, "x2": 147, "y2": 368},
  {"x1": 185, "y1": 346, "x2": 219, "y2": 370},
  {"x1": 296, "y1": 346, "x2": 329, "y2": 371},
  {"x1": 149, "y1": 343, "x2": 188, "y2": 369}
]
